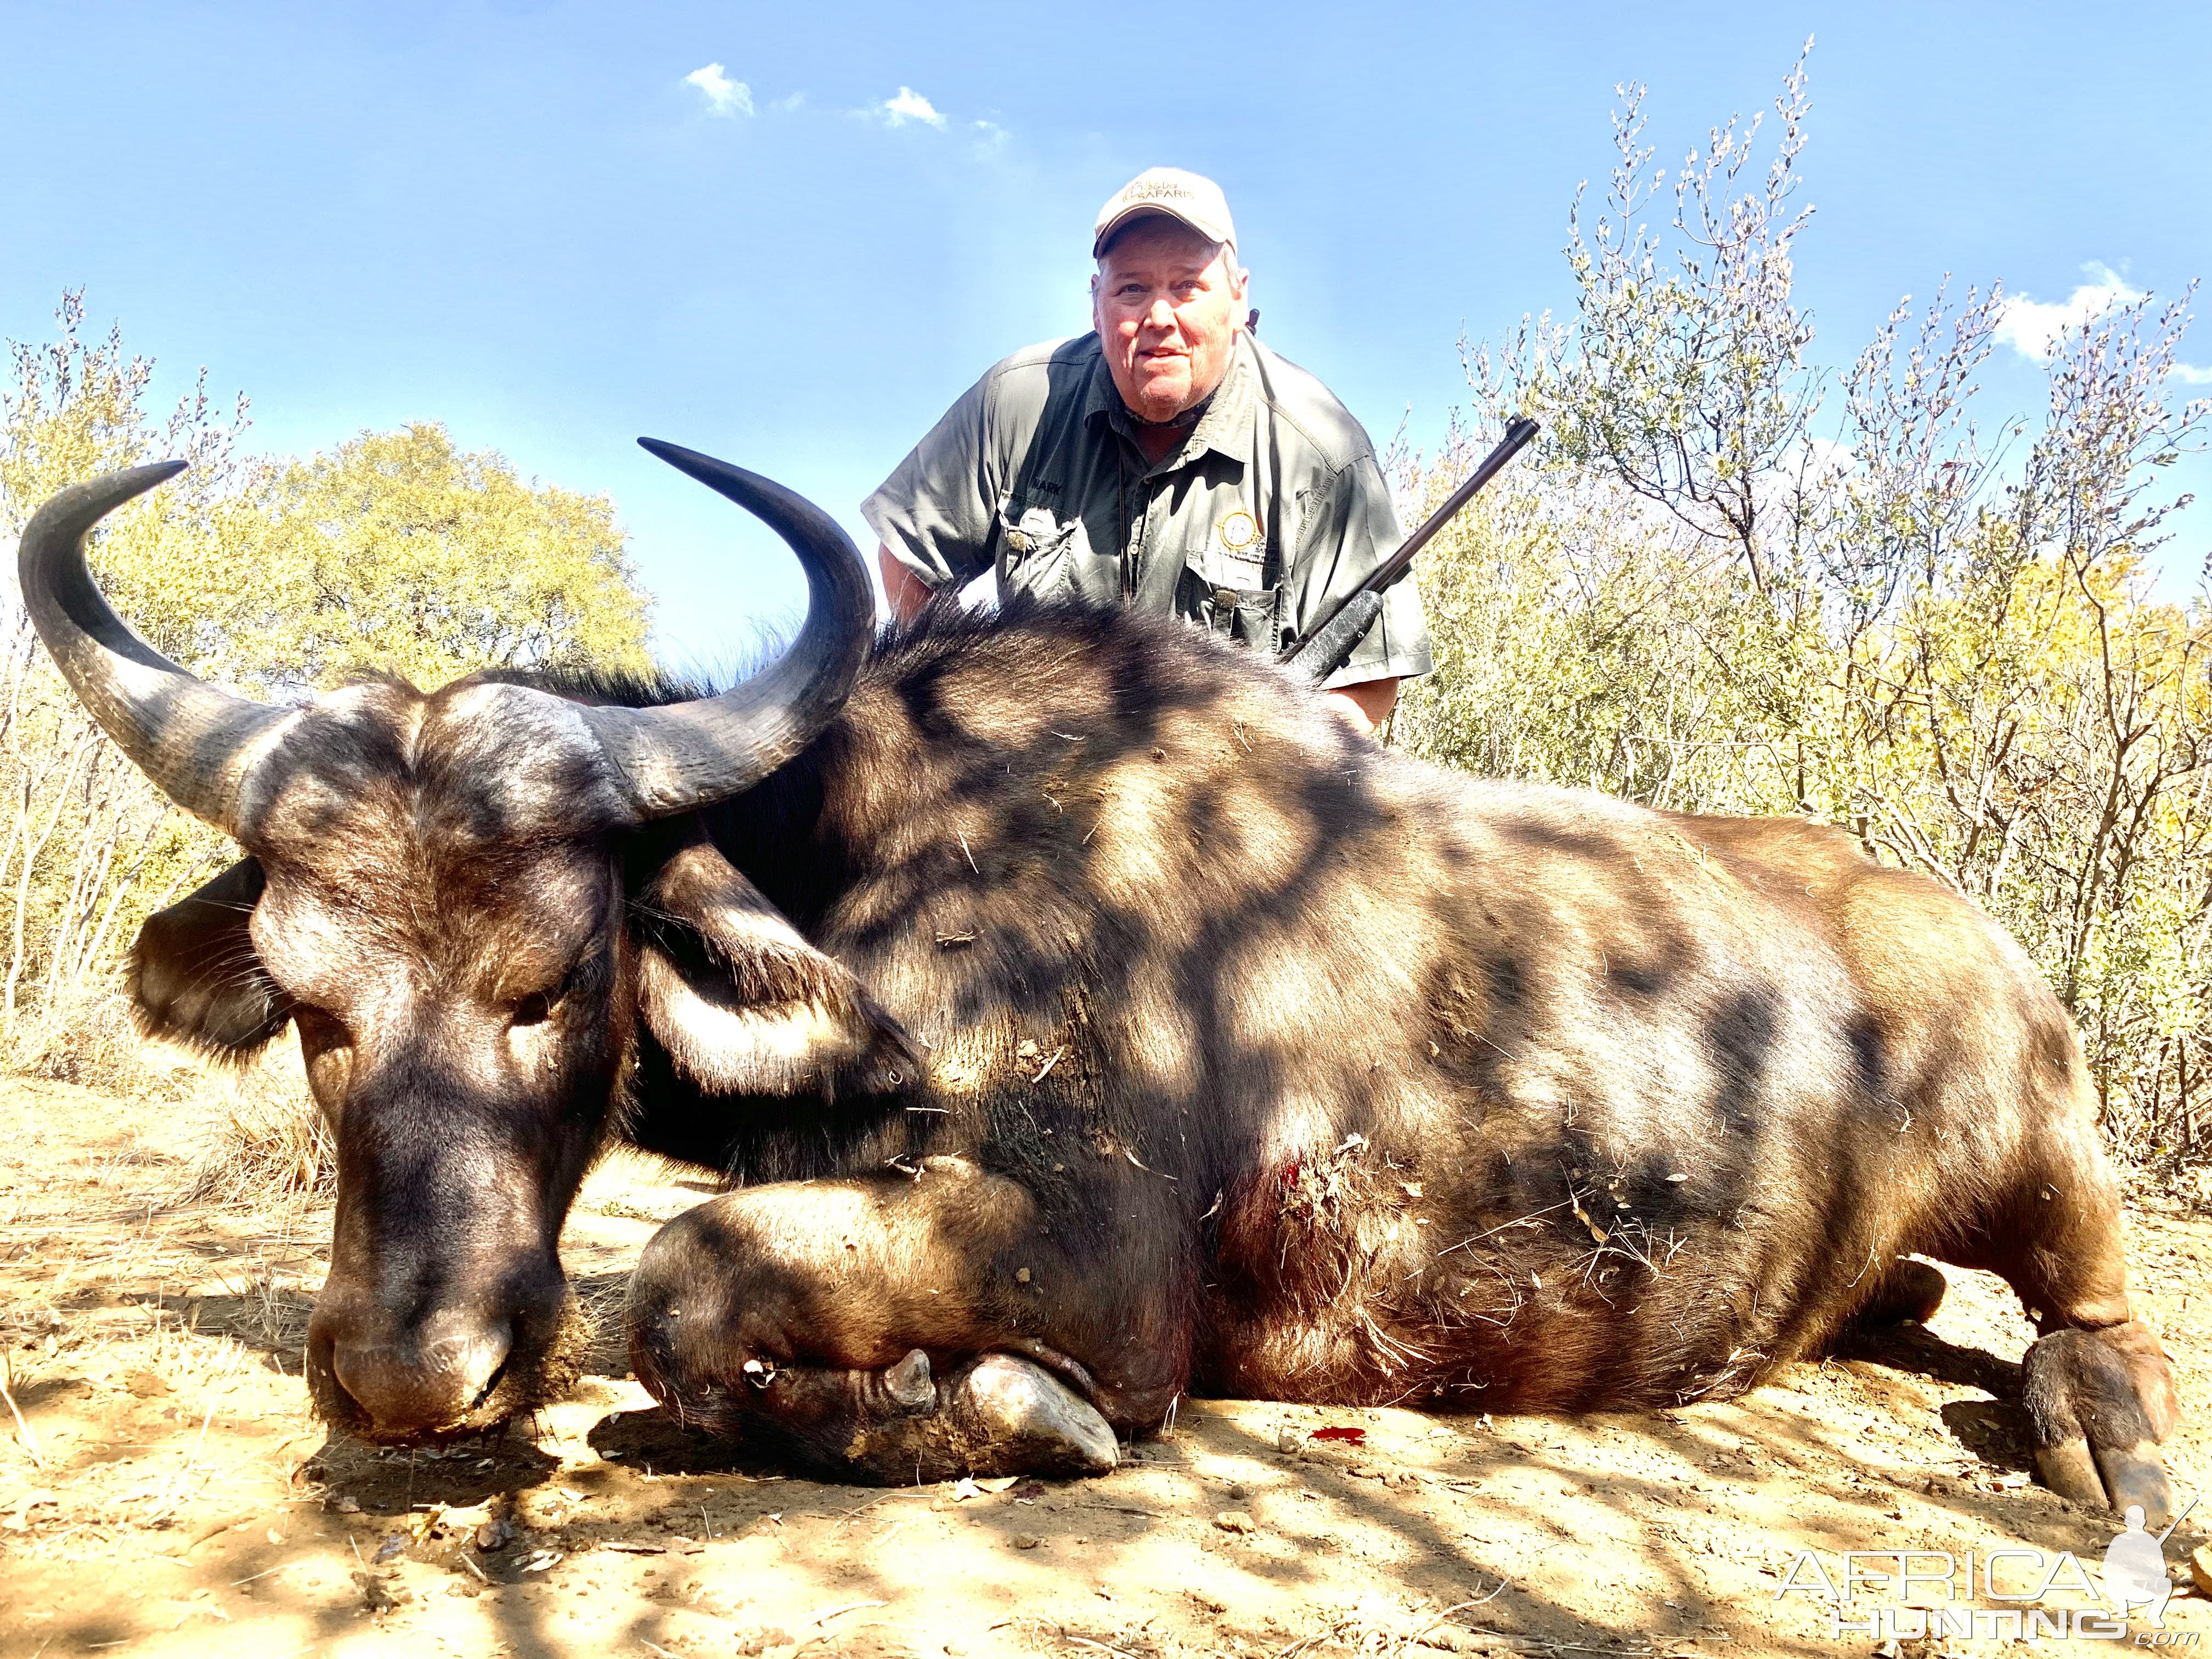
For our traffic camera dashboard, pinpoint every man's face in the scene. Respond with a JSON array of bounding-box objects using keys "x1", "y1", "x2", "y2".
[{"x1": 1091, "y1": 217, "x2": 1248, "y2": 426}]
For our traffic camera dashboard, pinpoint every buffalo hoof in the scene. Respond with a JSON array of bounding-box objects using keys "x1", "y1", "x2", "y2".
[
  {"x1": 957, "y1": 1353, "x2": 1118, "y2": 1476},
  {"x1": 884, "y1": 1348, "x2": 936, "y2": 1412},
  {"x1": 636, "y1": 1345, "x2": 1121, "y2": 1483},
  {"x1": 2034, "y1": 1437, "x2": 2175, "y2": 1528},
  {"x1": 2023, "y1": 1322, "x2": 2180, "y2": 1524}
]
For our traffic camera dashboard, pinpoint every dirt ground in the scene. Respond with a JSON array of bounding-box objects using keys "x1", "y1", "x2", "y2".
[{"x1": 2, "y1": 1075, "x2": 2208, "y2": 1659}]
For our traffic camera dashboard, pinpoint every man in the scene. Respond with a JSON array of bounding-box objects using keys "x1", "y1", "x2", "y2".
[{"x1": 863, "y1": 167, "x2": 1429, "y2": 732}]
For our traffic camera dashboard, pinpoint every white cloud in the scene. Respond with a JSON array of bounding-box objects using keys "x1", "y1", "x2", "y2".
[
  {"x1": 1992, "y1": 262, "x2": 2212, "y2": 385},
  {"x1": 881, "y1": 86, "x2": 945, "y2": 128},
  {"x1": 1801, "y1": 433, "x2": 1856, "y2": 482},
  {"x1": 684, "y1": 63, "x2": 754, "y2": 117},
  {"x1": 1993, "y1": 262, "x2": 2142, "y2": 362},
  {"x1": 772, "y1": 91, "x2": 805, "y2": 112}
]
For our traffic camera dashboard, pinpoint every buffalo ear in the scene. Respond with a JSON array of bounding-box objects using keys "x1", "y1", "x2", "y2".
[
  {"x1": 128, "y1": 857, "x2": 295, "y2": 1059},
  {"x1": 629, "y1": 829, "x2": 919, "y2": 1098}
]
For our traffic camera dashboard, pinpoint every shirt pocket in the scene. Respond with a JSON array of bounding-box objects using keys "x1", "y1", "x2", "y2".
[
  {"x1": 1178, "y1": 500, "x2": 1280, "y2": 651},
  {"x1": 996, "y1": 500, "x2": 1121, "y2": 608},
  {"x1": 1182, "y1": 567, "x2": 1284, "y2": 653}
]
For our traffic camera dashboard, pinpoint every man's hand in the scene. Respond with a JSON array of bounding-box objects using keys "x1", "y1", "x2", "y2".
[
  {"x1": 878, "y1": 544, "x2": 934, "y2": 625},
  {"x1": 1324, "y1": 678, "x2": 1399, "y2": 735}
]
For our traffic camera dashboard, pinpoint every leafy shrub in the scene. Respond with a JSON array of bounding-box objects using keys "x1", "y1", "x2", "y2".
[{"x1": 1400, "y1": 54, "x2": 2210, "y2": 1176}]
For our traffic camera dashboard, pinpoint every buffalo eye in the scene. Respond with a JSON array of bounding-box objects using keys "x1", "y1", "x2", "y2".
[
  {"x1": 511, "y1": 989, "x2": 555, "y2": 1028},
  {"x1": 510, "y1": 960, "x2": 583, "y2": 1028},
  {"x1": 509, "y1": 950, "x2": 595, "y2": 1028}
]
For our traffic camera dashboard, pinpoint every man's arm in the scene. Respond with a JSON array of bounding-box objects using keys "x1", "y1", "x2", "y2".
[
  {"x1": 1324, "y1": 676, "x2": 1398, "y2": 734},
  {"x1": 878, "y1": 544, "x2": 935, "y2": 625},
  {"x1": 1287, "y1": 447, "x2": 1434, "y2": 730},
  {"x1": 862, "y1": 366, "x2": 1004, "y2": 622}
]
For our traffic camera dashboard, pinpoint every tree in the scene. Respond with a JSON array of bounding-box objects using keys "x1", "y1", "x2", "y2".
[
  {"x1": 247, "y1": 422, "x2": 652, "y2": 694},
  {"x1": 1398, "y1": 59, "x2": 2212, "y2": 1173},
  {"x1": 0, "y1": 294, "x2": 656, "y2": 1066},
  {"x1": 0, "y1": 293, "x2": 250, "y2": 1045},
  {"x1": 1542, "y1": 50, "x2": 1822, "y2": 606}
]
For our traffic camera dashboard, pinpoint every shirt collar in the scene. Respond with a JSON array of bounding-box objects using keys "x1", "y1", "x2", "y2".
[{"x1": 1086, "y1": 331, "x2": 1257, "y2": 469}]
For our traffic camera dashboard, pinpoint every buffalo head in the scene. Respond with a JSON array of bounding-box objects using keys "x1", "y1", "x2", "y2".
[{"x1": 18, "y1": 443, "x2": 915, "y2": 1442}]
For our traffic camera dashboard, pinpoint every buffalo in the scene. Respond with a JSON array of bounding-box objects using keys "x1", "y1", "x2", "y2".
[{"x1": 19, "y1": 445, "x2": 2180, "y2": 1520}]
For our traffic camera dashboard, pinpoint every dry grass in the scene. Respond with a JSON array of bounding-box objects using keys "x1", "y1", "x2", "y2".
[
  {"x1": 1, "y1": 983, "x2": 329, "y2": 1212},
  {"x1": 50, "y1": 1023, "x2": 340, "y2": 1209},
  {"x1": 177, "y1": 1086, "x2": 334, "y2": 1208},
  {"x1": 2, "y1": 987, "x2": 173, "y2": 1093},
  {"x1": 1, "y1": 1002, "x2": 328, "y2": 1209}
]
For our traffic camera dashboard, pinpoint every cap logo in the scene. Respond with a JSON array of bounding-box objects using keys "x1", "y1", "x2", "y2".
[{"x1": 1094, "y1": 169, "x2": 1233, "y2": 255}]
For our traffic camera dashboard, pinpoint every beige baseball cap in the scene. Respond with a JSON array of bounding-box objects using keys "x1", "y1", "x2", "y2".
[{"x1": 1092, "y1": 167, "x2": 1238, "y2": 258}]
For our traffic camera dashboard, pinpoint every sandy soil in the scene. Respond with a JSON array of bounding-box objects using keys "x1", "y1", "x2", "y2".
[{"x1": 2, "y1": 1075, "x2": 2208, "y2": 1659}]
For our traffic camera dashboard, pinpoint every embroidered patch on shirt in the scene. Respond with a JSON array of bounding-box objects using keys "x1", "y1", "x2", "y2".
[{"x1": 1217, "y1": 510, "x2": 1261, "y2": 557}]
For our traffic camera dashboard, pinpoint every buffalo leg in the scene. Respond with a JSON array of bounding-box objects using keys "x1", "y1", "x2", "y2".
[
  {"x1": 2021, "y1": 1323, "x2": 2178, "y2": 1524},
  {"x1": 624, "y1": 1159, "x2": 1186, "y2": 1481},
  {"x1": 634, "y1": 1344, "x2": 1115, "y2": 1481},
  {"x1": 1979, "y1": 1140, "x2": 2180, "y2": 1522},
  {"x1": 1848, "y1": 1256, "x2": 1949, "y2": 1329}
]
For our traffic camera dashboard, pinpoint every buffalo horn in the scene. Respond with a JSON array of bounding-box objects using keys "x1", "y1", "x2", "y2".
[
  {"x1": 16, "y1": 463, "x2": 294, "y2": 836},
  {"x1": 580, "y1": 441, "x2": 876, "y2": 819}
]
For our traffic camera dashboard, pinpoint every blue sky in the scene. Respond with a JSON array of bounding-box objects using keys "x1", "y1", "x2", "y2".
[{"x1": 4, "y1": 1, "x2": 2207, "y2": 665}]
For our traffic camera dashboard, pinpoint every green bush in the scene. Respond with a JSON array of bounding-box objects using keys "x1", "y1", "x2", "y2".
[{"x1": 1398, "y1": 56, "x2": 2210, "y2": 1174}]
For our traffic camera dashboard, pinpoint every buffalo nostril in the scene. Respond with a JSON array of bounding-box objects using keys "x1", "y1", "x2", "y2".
[
  {"x1": 329, "y1": 1316, "x2": 515, "y2": 1439},
  {"x1": 442, "y1": 1323, "x2": 514, "y2": 1413}
]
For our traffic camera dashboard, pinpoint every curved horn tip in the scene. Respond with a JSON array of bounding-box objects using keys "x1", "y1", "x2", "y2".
[
  {"x1": 636, "y1": 437, "x2": 748, "y2": 494},
  {"x1": 19, "y1": 461, "x2": 193, "y2": 568},
  {"x1": 637, "y1": 436, "x2": 703, "y2": 470},
  {"x1": 65, "y1": 459, "x2": 191, "y2": 515},
  {"x1": 634, "y1": 440, "x2": 819, "y2": 526}
]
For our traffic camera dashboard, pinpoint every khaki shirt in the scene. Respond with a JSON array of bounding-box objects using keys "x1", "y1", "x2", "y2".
[{"x1": 862, "y1": 332, "x2": 1431, "y2": 689}]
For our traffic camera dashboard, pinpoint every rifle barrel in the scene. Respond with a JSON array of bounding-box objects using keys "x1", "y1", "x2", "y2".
[{"x1": 1279, "y1": 415, "x2": 1540, "y2": 678}]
